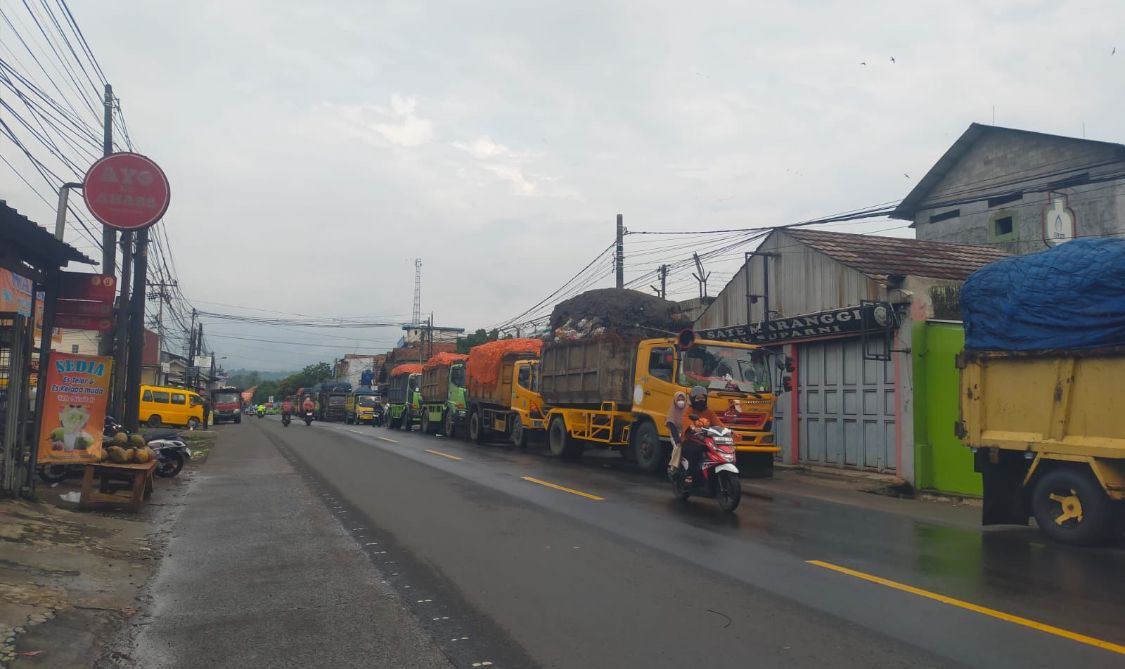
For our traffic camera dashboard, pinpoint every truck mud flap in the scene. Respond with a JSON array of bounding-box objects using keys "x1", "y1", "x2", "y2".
[{"x1": 975, "y1": 448, "x2": 1031, "y2": 526}]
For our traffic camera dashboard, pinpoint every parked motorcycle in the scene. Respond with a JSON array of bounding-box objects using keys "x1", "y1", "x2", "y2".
[
  {"x1": 303, "y1": 410, "x2": 314, "y2": 426},
  {"x1": 105, "y1": 416, "x2": 191, "y2": 478},
  {"x1": 670, "y1": 423, "x2": 742, "y2": 512}
]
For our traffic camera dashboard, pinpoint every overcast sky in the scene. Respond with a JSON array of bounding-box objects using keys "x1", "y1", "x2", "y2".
[{"x1": 4, "y1": 0, "x2": 1123, "y2": 371}]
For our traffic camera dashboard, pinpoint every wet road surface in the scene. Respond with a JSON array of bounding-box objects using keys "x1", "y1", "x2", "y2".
[{"x1": 248, "y1": 416, "x2": 1125, "y2": 668}]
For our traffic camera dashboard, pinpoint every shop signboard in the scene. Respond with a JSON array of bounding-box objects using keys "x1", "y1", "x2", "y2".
[
  {"x1": 698, "y1": 304, "x2": 892, "y2": 345},
  {"x1": 37, "y1": 353, "x2": 112, "y2": 465}
]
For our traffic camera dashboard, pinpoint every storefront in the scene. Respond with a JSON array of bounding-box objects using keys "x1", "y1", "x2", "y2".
[
  {"x1": 695, "y1": 228, "x2": 1007, "y2": 484},
  {"x1": 0, "y1": 202, "x2": 95, "y2": 495}
]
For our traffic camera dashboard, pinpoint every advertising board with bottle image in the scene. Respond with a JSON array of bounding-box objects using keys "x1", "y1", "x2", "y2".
[{"x1": 36, "y1": 353, "x2": 112, "y2": 465}]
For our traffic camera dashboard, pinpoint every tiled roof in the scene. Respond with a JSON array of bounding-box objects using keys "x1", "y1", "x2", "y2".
[{"x1": 785, "y1": 228, "x2": 1009, "y2": 281}]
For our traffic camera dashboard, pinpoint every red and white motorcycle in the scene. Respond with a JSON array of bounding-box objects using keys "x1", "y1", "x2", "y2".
[{"x1": 670, "y1": 424, "x2": 742, "y2": 512}]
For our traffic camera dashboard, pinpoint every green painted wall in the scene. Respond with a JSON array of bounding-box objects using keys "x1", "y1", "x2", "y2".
[{"x1": 912, "y1": 321, "x2": 982, "y2": 496}]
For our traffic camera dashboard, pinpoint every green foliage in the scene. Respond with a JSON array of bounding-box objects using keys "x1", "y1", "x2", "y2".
[
  {"x1": 251, "y1": 380, "x2": 280, "y2": 404},
  {"x1": 456, "y1": 328, "x2": 500, "y2": 354}
]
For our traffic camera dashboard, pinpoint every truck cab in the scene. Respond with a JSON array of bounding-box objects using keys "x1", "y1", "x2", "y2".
[
  {"x1": 210, "y1": 387, "x2": 243, "y2": 425},
  {"x1": 633, "y1": 338, "x2": 778, "y2": 474},
  {"x1": 510, "y1": 359, "x2": 545, "y2": 448},
  {"x1": 345, "y1": 390, "x2": 381, "y2": 425}
]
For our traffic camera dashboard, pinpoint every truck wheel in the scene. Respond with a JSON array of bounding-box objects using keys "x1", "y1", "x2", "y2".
[
  {"x1": 469, "y1": 409, "x2": 486, "y2": 444},
  {"x1": 1031, "y1": 466, "x2": 1113, "y2": 545},
  {"x1": 631, "y1": 421, "x2": 665, "y2": 474},
  {"x1": 548, "y1": 417, "x2": 581, "y2": 460},
  {"x1": 511, "y1": 416, "x2": 527, "y2": 449},
  {"x1": 444, "y1": 410, "x2": 457, "y2": 439}
]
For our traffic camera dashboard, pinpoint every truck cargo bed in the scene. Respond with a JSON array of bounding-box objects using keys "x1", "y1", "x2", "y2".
[
  {"x1": 959, "y1": 346, "x2": 1125, "y2": 456},
  {"x1": 539, "y1": 339, "x2": 636, "y2": 408}
]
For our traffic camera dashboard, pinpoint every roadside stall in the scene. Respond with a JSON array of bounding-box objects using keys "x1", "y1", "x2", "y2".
[{"x1": 0, "y1": 201, "x2": 96, "y2": 496}]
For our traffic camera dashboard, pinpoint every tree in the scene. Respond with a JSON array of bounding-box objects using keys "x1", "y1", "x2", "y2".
[
  {"x1": 252, "y1": 380, "x2": 280, "y2": 404},
  {"x1": 456, "y1": 328, "x2": 500, "y2": 354}
]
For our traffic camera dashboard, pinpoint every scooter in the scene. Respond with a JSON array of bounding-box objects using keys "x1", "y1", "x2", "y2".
[
  {"x1": 670, "y1": 423, "x2": 742, "y2": 512},
  {"x1": 303, "y1": 410, "x2": 314, "y2": 426},
  {"x1": 281, "y1": 412, "x2": 291, "y2": 427},
  {"x1": 370, "y1": 404, "x2": 386, "y2": 427}
]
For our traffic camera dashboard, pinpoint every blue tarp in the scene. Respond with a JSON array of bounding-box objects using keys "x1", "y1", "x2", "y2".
[{"x1": 962, "y1": 239, "x2": 1125, "y2": 351}]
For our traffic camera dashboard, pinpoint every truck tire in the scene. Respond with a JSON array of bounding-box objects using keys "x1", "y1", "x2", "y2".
[
  {"x1": 444, "y1": 410, "x2": 457, "y2": 439},
  {"x1": 548, "y1": 416, "x2": 581, "y2": 460},
  {"x1": 1031, "y1": 466, "x2": 1113, "y2": 545},
  {"x1": 511, "y1": 415, "x2": 527, "y2": 449},
  {"x1": 469, "y1": 408, "x2": 486, "y2": 444},
  {"x1": 631, "y1": 420, "x2": 665, "y2": 474}
]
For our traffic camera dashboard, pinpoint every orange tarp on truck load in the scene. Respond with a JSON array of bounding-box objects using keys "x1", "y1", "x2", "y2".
[
  {"x1": 466, "y1": 338, "x2": 542, "y2": 391},
  {"x1": 423, "y1": 352, "x2": 467, "y2": 371},
  {"x1": 390, "y1": 363, "x2": 423, "y2": 377}
]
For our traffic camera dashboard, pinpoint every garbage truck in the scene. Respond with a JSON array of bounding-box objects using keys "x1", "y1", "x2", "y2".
[
  {"x1": 958, "y1": 239, "x2": 1125, "y2": 545},
  {"x1": 539, "y1": 332, "x2": 779, "y2": 475},
  {"x1": 419, "y1": 352, "x2": 468, "y2": 436},
  {"x1": 464, "y1": 338, "x2": 545, "y2": 447},
  {"x1": 386, "y1": 364, "x2": 422, "y2": 431}
]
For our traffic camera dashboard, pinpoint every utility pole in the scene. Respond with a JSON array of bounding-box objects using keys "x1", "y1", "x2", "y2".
[
  {"x1": 650, "y1": 264, "x2": 668, "y2": 299},
  {"x1": 123, "y1": 228, "x2": 149, "y2": 431},
  {"x1": 692, "y1": 253, "x2": 711, "y2": 301},
  {"x1": 147, "y1": 281, "x2": 176, "y2": 354},
  {"x1": 615, "y1": 214, "x2": 624, "y2": 289},
  {"x1": 111, "y1": 232, "x2": 132, "y2": 418},
  {"x1": 98, "y1": 83, "x2": 115, "y2": 357}
]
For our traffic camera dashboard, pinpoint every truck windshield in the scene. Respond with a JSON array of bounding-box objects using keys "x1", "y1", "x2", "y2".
[
  {"x1": 356, "y1": 395, "x2": 377, "y2": 407},
  {"x1": 679, "y1": 345, "x2": 770, "y2": 393},
  {"x1": 213, "y1": 392, "x2": 239, "y2": 405},
  {"x1": 450, "y1": 364, "x2": 466, "y2": 388}
]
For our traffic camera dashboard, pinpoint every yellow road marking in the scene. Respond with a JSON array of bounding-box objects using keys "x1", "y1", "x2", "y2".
[
  {"x1": 377, "y1": 436, "x2": 398, "y2": 444},
  {"x1": 807, "y1": 560, "x2": 1125, "y2": 656},
  {"x1": 424, "y1": 449, "x2": 462, "y2": 461},
  {"x1": 521, "y1": 476, "x2": 604, "y2": 501}
]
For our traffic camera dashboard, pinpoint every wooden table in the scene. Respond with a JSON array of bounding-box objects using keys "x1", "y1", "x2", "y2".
[{"x1": 79, "y1": 460, "x2": 156, "y2": 511}]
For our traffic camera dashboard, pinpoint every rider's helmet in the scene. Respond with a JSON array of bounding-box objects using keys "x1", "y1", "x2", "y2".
[{"x1": 689, "y1": 385, "x2": 708, "y2": 411}]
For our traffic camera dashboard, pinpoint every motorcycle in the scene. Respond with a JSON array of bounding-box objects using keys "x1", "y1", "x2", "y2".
[
  {"x1": 106, "y1": 416, "x2": 192, "y2": 479},
  {"x1": 670, "y1": 423, "x2": 742, "y2": 512},
  {"x1": 256, "y1": 408, "x2": 265, "y2": 418},
  {"x1": 370, "y1": 404, "x2": 386, "y2": 427},
  {"x1": 281, "y1": 412, "x2": 291, "y2": 427},
  {"x1": 303, "y1": 410, "x2": 314, "y2": 426}
]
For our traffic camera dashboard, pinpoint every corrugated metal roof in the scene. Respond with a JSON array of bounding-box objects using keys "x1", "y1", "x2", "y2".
[
  {"x1": 0, "y1": 200, "x2": 95, "y2": 267},
  {"x1": 785, "y1": 229, "x2": 1009, "y2": 281}
]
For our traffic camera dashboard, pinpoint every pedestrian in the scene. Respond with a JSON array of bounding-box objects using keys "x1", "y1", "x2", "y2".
[
  {"x1": 665, "y1": 390, "x2": 688, "y2": 478},
  {"x1": 202, "y1": 399, "x2": 211, "y2": 428}
]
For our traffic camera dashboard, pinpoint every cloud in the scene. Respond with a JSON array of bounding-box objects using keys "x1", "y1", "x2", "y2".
[{"x1": 326, "y1": 94, "x2": 434, "y2": 148}]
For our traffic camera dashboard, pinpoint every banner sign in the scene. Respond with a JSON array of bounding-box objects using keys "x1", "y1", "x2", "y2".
[
  {"x1": 58, "y1": 272, "x2": 116, "y2": 302},
  {"x1": 56, "y1": 300, "x2": 113, "y2": 317},
  {"x1": 0, "y1": 269, "x2": 33, "y2": 316},
  {"x1": 37, "y1": 353, "x2": 112, "y2": 465},
  {"x1": 698, "y1": 305, "x2": 888, "y2": 345},
  {"x1": 54, "y1": 315, "x2": 114, "y2": 331}
]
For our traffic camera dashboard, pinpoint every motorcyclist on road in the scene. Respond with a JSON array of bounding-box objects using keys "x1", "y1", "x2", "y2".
[
  {"x1": 302, "y1": 395, "x2": 315, "y2": 415},
  {"x1": 256, "y1": 404, "x2": 265, "y2": 417},
  {"x1": 281, "y1": 398, "x2": 293, "y2": 420},
  {"x1": 674, "y1": 386, "x2": 726, "y2": 483}
]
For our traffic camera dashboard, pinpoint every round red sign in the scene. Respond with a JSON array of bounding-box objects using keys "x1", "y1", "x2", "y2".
[{"x1": 83, "y1": 152, "x2": 170, "y2": 231}]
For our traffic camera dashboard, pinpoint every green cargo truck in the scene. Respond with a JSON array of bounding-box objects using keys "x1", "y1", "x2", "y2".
[{"x1": 419, "y1": 353, "x2": 468, "y2": 437}]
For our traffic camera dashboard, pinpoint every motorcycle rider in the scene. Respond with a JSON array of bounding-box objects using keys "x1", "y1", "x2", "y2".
[
  {"x1": 676, "y1": 386, "x2": 726, "y2": 483},
  {"x1": 301, "y1": 394, "x2": 315, "y2": 417},
  {"x1": 281, "y1": 397, "x2": 293, "y2": 422}
]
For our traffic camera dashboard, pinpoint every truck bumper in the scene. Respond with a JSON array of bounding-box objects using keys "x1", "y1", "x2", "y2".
[{"x1": 732, "y1": 430, "x2": 780, "y2": 454}]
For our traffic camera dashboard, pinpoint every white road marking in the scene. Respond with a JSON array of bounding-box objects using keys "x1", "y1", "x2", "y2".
[{"x1": 377, "y1": 436, "x2": 398, "y2": 444}]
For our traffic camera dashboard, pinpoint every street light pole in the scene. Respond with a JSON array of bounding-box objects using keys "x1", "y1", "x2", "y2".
[{"x1": 53, "y1": 182, "x2": 83, "y2": 241}]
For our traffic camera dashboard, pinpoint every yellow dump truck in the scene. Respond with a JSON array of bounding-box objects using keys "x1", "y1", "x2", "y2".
[
  {"x1": 539, "y1": 334, "x2": 779, "y2": 475},
  {"x1": 958, "y1": 348, "x2": 1125, "y2": 544}
]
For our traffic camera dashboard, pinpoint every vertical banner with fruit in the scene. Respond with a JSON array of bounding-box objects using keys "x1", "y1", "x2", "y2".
[{"x1": 37, "y1": 353, "x2": 112, "y2": 465}]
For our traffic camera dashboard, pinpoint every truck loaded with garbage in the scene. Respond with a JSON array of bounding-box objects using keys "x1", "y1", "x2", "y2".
[{"x1": 957, "y1": 239, "x2": 1125, "y2": 545}]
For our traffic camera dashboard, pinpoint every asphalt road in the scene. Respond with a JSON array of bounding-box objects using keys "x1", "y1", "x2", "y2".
[{"x1": 244, "y1": 416, "x2": 1125, "y2": 668}]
